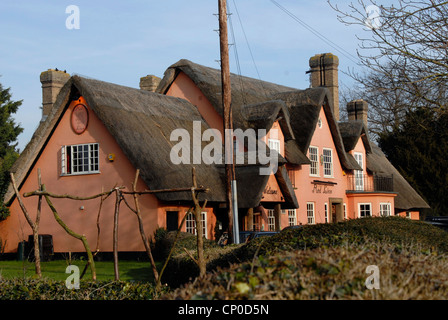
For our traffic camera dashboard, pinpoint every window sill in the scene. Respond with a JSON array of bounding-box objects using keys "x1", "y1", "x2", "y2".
[{"x1": 60, "y1": 171, "x2": 101, "y2": 177}]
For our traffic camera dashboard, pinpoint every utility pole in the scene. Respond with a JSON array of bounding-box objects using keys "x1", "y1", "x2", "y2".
[{"x1": 218, "y1": 0, "x2": 239, "y2": 244}]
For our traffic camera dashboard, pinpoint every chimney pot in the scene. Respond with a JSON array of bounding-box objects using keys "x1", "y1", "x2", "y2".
[
  {"x1": 139, "y1": 75, "x2": 161, "y2": 92},
  {"x1": 347, "y1": 99, "x2": 369, "y2": 129},
  {"x1": 40, "y1": 69, "x2": 70, "y2": 119},
  {"x1": 309, "y1": 53, "x2": 339, "y2": 121}
]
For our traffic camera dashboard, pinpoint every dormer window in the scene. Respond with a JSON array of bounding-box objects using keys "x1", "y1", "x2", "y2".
[{"x1": 61, "y1": 143, "x2": 100, "y2": 176}]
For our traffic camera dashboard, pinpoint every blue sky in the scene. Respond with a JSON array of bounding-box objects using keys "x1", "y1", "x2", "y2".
[{"x1": 0, "y1": 0, "x2": 371, "y2": 150}]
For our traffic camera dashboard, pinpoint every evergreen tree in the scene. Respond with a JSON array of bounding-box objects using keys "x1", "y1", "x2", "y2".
[
  {"x1": 379, "y1": 108, "x2": 448, "y2": 216},
  {"x1": 0, "y1": 81, "x2": 23, "y2": 220}
]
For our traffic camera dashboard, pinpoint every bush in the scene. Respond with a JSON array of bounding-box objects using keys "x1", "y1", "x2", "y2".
[
  {"x1": 0, "y1": 278, "x2": 166, "y2": 300},
  {"x1": 164, "y1": 240, "x2": 448, "y2": 300},
  {"x1": 158, "y1": 231, "x2": 237, "y2": 287},
  {"x1": 161, "y1": 217, "x2": 448, "y2": 287},
  {"x1": 151, "y1": 227, "x2": 167, "y2": 260}
]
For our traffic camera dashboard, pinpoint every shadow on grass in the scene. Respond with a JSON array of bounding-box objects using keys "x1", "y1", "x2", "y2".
[{"x1": 120, "y1": 265, "x2": 156, "y2": 282}]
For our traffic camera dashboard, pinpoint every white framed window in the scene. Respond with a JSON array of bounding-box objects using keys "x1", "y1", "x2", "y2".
[
  {"x1": 406, "y1": 211, "x2": 412, "y2": 219},
  {"x1": 307, "y1": 202, "x2": 315, "y2": 224},
  {"x1": 288, "y1": 209, "x2": 297, "y2": 226},
  {"x1": 358, "y1": 203, "x2": 372, "y2": 218},
  {"x1": 268, "y1": 139, "x2": 280, "y2": 154},
  {"x1": 354, "y1": 152, "x2": 364, "y2": 191},
  {"x1": 61, "y1": 143, "x2": 99, "y2": 176},
  {"x1": 267, "y1": 209, "x2": 276, "y2": 231},
  {"x1": 185, "y1": 211, "x2": 208, "y2": 238},
  {"x1": 185, "y1": 212, "x2": 195, "y2": 235},
  {"x1": 309, "y1": 146, "x2": 319, "y2": 176},
  {"x1": 380, "y1": 203, "x2": 391, "y2": 217},
  {"x1": 323, "y1": 148, "x2": 333, "y2": 177},
  {"x1": 324, "y1": 203, "x2": 328, "y2": 223}
]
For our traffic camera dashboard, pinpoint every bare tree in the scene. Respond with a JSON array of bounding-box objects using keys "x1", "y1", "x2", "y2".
[
  {"x1": 330, "y1": 0, "x2": 448, "y2": 112},
  {"x1": 10, "y1": 170, "x2": 42, "y2": 278},
  {"x1": 24, "y1": 182, "x2": 119, "y2": 281},
  {"x1": 339, "y1": 63, "x2": 417, "y2": 139}
]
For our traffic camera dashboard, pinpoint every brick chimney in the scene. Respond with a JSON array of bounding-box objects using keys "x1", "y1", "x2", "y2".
[
  {"x1": 309, "y1": 53, "x2": 339, "y2": 121},
  {"x1": 139, "y1": 75, "x2": 161, "y2": 92},
  {"x1": 40, "y1": 69, "x2": 70, "y2": 119},
  {"x1": 347, "y1": 99, "x2": 369, "y2": 129}
]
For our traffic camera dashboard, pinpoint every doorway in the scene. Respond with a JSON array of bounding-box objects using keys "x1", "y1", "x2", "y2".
[
  {"x1": 166, "y1": 211, "x2": 179, "y2": 231},
  {"x1": 329, "y1": 198, "x2": 344, "y2": 223}
]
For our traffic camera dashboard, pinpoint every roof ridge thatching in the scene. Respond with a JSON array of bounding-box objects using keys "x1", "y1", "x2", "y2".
[{"x1": 338, "y1": 120, "x2": 372, "y2": 154}]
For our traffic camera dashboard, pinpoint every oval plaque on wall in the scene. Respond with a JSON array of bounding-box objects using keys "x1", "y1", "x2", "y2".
[{"x1": 71, "y1": 104, "x2": 89, "y2": 134}]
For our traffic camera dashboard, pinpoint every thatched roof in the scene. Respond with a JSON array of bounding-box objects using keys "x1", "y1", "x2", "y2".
[
  {"x1": 338, "y1": 120, "x2": 372, "y2": 154},
  {"x1": 5, "y1": 76, "x2": 298, "y2": 209},
  {"x1": 366, "y1": 144, "x2": 429, "y2": 211},
  {"x1": 157, "y1": 59, "x2": 296, "y2": 129},
  {"x1": 272, "y1": 89, "x2": 361, "y2": 171}
]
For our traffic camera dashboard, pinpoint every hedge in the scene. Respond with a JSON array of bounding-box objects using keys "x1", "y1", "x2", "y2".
[
  {"x1": 165, "y1": 239, "x2": 448, "y2": 300},
  {"x1": 162, "y1": 217, "x2": 448, "y2": 287},
  {"x1": 0, "y1": 279, "x2": 166, "y2": 300}
]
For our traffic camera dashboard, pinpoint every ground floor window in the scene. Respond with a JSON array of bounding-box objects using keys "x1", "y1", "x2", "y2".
[
  {"x1": 324, "y1": 203, "x2": 328, "y2": 223},
  {"x1": 185, "y1": 211, "x2": 208, "y2": 238},
  {"x1": 307, "y1": 202, "x2": 315, "y2": 224},
  {"x1": 267, "y1": 209, "x2": 276, "y2": 231},
  {"x1": 358, "y1": 203, "x2": 372, "y2": 218},
  {"x1": 343, "y1": 203, "x2": 347, "y2": 220},
  {"x1": 380, "y1": 203, "x2": 391, "y2": 217}
]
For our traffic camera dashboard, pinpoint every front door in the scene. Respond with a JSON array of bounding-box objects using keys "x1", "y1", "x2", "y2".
[{"x1": 329, "y1": 198, "x2": 344, "y2": 222}]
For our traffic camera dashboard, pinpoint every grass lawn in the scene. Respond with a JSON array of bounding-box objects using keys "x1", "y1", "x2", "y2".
[{"x1": 0, "y1": 259, "x2": 158, "y2": 282}]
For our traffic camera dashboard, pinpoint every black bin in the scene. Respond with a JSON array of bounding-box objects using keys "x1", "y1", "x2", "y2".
[
  {"x1": 27, "y1": 234, "x2": 54, "y2": 261},
  {"x1": 17, "y1": 241, "x2": 26, "y2": 261}
]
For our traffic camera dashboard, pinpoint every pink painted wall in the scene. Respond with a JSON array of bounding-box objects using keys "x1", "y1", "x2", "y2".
[
  {"x1": 397, "y1": 211, "x2": 420, "y2": 220},
  {"x1": 166, "y1": 71, "x2": 224, "y2": 137},
  {"x1": 346, "y1": 193, "x2": 396, "y2": 219},
  {"x1": 0, "y1": 96, "x2": 216, "y2": 254}
]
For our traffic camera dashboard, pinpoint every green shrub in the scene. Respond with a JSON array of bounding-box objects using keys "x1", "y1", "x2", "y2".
[
  {"x1": 151, "y1": 227, "x2": 167, "y2": 260},
  {"x1": 164, "y1": 240, "x2": 448, "y2": 300},
  {"x1": 159, "y1": 231, "x2": 236, "y2": 287},
  {"x1": 162, "y1": 217, "x2": 448, "y2": 287}
]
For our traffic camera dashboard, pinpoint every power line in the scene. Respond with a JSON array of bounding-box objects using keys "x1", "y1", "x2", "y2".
[
  {"x1": 227, "y1": 2, "x2": 248, "y2": 105},
  {"x1": 231, "y1": 0, "x2": 264, "y2": 83},
  {"x1": 269, "y1": 0, "x2": 360, "y2": 65},
  {"x1": 228, "y1": 0, "x2": 270, "y2": 98}
]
